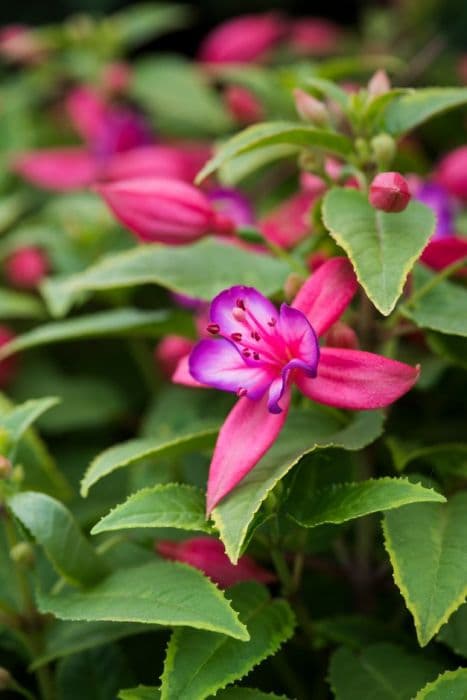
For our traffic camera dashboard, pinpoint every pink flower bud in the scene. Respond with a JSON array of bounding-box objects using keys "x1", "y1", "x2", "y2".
[
  {"x1": 367, "y1": 69, "x2": 391, "y2": 97},
  {"x1": 156, "y1": 537, "x2": 276, "y2": 588},
  {"x1": 287, "y1": 18, "x2": 341, "y2": 56},
  {"x1": 94, "y1": 177, "x2": 235, "y2": 244},
  {"x1": 369, "y1": 172, "x2": 411, "y2": 213},
  {"x1": 0, "y1": 25, "x2": 45, "y2": 64},
  {"x1": 155, "y1": 335, "x2": 195, "y2": 379},
  {"x1": 293, "y1": 89, "x2": 329, "y2": 126},
  {"x1": 436, "y1": 146, "x2": 467, "y2": 202},
  {"x1": 0, "y1": 326, "x2": 17, "y2": 388},
  {"x1": 101, "y1": 145, "x2": 211, "y2": 184},
  {"x1": 101, "y1": 62, "x2": 132, "y2": 95},
  {"x1": 307, "y1": 251, "x2": 330, "y2": 272},
  {"x1": 4, "y1": 246, "x2": 49, "y2": 289},
  {"x1": 198, "y1": 13, "x2": 285, "y2": 65},
  {"x1": 65, "y1": 86, "x2": 108, "y2": 144},
  {"x1": 325, "y1": 321, "x2": 359, "y2": 350},
  {"x1": 224, "y1": 85, "x2": 264, "y2": 124}
]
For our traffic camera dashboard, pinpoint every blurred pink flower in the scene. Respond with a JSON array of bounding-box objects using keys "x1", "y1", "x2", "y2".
[
  {"x1": 224, "y1": 85, "x2": 264, "y2": 124},
  {"x1": 287, "y1": 18, "x2": 341, "y2": 56},
  {"x1": 4, "y1": 247, "x2": 49, "y2": 289}
]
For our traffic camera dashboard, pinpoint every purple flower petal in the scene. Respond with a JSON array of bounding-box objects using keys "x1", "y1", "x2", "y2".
[
  {"x1": 207, "y1": 187, "x2": 255, "y2": 228},
  {"x1": 210, "y1": 285, "x2": 279, "y2": 340},
  {"x1": 414, "y1": 182, "x2": 454, "y2": 239}
]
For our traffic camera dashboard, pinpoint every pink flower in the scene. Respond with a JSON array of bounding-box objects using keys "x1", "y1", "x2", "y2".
[
  {"x1": 198, "y1": 13, "x2": 285, "y2": 65},
  {"x1": 287, "y1": 18, "x2": 341, "y2": 56},
  {"x1": 0, "y1": 326, "x2": 17, "y2": 388},
  {"x1": 156, "y1": 537, "x2": 275, "y2": 588},
  {"x1": 224, "y1": 85, "x2": 264, "y2": 124},
  {"x1": 436, "y1": 147, "x2": 467, "y2": 202},
  {"x1": 100, "y1": 62, "x2": 133, "y2": 95},
  {"x1": 100, "y1": 144, "x2": 211, "y2": 183},
  {"x1": 420, "y1": 237, "x2": 467, "y2": 275},
  {"x1": 259, "y1": 191, "x2": 316, "y2": 248},
  {"x1": 0, "y1": 25, "x2": 45, "y2": 64},
  {"x1": 12, "y1": 86, "x2": 153, "y2": 191},
  {"x1": 4, "y1": 246, "x2": 49, "y2": 289},
  {"x1": 155, "y1": 336, "x2": 195, "y2": 379},
  {"x1": 95, "y1": 177, "x2": 236, "y2": 244},
  {"x1": 369, "y1": 172, "x2": 411, "y2": 213},
  {"x1": 181, "y1": 258, "x2": 418, "y2": 511}
]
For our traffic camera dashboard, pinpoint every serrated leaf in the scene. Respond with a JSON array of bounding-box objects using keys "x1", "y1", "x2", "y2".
[
  {"x1": 81, "y1": 427, "x2": 218, "y2": 497},
  {"x1": 41, "y1": 239, "x2": 290, "y2": 318},
  {"x1": 119, "y1": 689, "x2": 161, "y2": 700},
  {"x1": 196, "y1": 122, "x2": 353, "y2": 183},
  {"x1": 119, "y1": 688, "x2": 289, "y2": 700},
  {"x1": 32, "y1": 620, "x2": 150, "y2": 668},
  {"x1": 414, "y1": 669, "x2": 467, "y2": 699},
  {"x1": 0, "y1": 309, "x2": 182, "y2": 359},
  {"x1": 0, "y1": 288, "x2": 45, "y2": 320},
  {"x1": 288, "y1": 477, "x2": 444, "y2": 527},
  {"x1": 37, "y1": 561, "x2": 249, "y2": 640},
  {"x1": 322, "y1": 188, "x2": 435, "y2": 315},
  {"x1": 0, "y1": 397, "x2": 59, "y2": 447},
  {"x1": 8, "y1": 492, "x2": 108, "y2": 587},
  {"x1": 213, "y1": 407, "x2": 384, "y2": 563},
  {"x1": 92, "y1": 484, "x2": 211, "y2": 535},
  {"x1": 437, "y1": 603, "x2": 467, "y2": 658},
  {"x1": 328, "y1": 643, "x2": 443, "y2": 700},
  {"x1": 402, "y1": 266, "x2": 467, "y2": 337},
  {"x1": 160, "y1": 582, "x2": 295, "y2": 700},
  {"x1": 383, "y1": 87, "x2": 467, "y2": 135},
  {"x1": 383, "y1": 491, "x2": 467, "y2": 646}
]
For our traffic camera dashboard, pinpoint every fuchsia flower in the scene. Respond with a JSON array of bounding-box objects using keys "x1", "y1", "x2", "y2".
[
  {"x1": 100, "y1": 144, "x2": 211, "y2": 183},
  {"x1": 224, "y1": 85, "x2": 264, "y2": 124},
  {"x1": 369, "y1": 172, "x2": 411, "y2": 213},
  {"x1": 4, "y1": 246, "x2": 49, "y2": 289},
  {"x1": 259, "y1": 191, "x2": 316, "y2": 248},
  {"x1": 436, "y1": 146, "x2": 467, "y2": 202},
  {"x1": 287, "y1": 18, "x2": 341, "y2": 56},
  {"x1": 13, "y1": 86, "x2": 153, "y2": 191},
  {"x1": 179, "y1": 258, "x2": 419, "y2": 512},
  {"x1": 95, "y1": 178, "x2": 236, "y2": 244},
  {"x1": 198, "y1": 13, "x2": 285, "y2": 65},
  {"x1": 156, "y1": 537, "x2": 275, "y2": 588}
]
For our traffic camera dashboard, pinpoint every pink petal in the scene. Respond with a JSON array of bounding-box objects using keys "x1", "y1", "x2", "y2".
[
  {"x1": 420, "y1": 237, "x2": 467, "y2": 274},
  {"x1": 292, "y1": 257, "x2": 358, "y2": 337},
  {"x1": 296, "y1": 347, "x2": 419, "y2": 410},
  {"x1": 155, "y1": 336, "x2": 195, "y2": 379},
  {"x1": 207, "y1": 390, "x2": 290, "y2": 512},
  {"x1": 259, "y1": 191, "x2": 315, "y2": 248},
  {"x1": 65, "y1": 86, "x2": 109, "y2": 144},
  {"x1": 189, "y1": 338, "x2": 274, "y2": 399},
  {"x1": 172, "y1": 354, "x2": 205, "y2": 388},
  {"x1": 210, "y1": 285, "x2": 279, "y2": 339},
  {"x1": 12, "y1": 148, "x2": 99, "y2": 191}
]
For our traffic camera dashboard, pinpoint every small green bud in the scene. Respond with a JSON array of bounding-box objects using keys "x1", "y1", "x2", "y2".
[
  {"x1": 355, "y1": 138, "x2": 371, "y2": 161},
  {"x1": 10, "y1": 542, "x2": 36, "y2": 569},
  {"x1": 371, "y1": 133, "x2": 396, "y2": 168},
  {"x1": 0, "y1": 667, "x2": 12, "y2": 690}
]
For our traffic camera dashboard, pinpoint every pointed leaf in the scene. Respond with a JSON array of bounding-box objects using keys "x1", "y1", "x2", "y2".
[
  {"x1": 119, "y1": 688, "x2": 289, "y2": 700},
  {"x1": 160, "y1": 582, "x2": 295, "y2": 700},
  {"x1": 383, "y1": 87, "x2": 467, "y2": 135},
  {"x1": 322, "y1": 188, "x2": 435, "y2": 315},
  {"x1": 37, "y1": 561, "x2": 249, "y2": 640},
  {"x1": 119, "y1": 690, "x2": 160, "y2": 700},
  {"x1": 8, "y1": 492, "x2": 108, "y2": 587},
  {"x1": 383, "y1": 491, "x2": 467, "y2": 646},
  {"x1": 92, "y1": 484, "x2": 211, "y2": 535},
  {"x1": 288, "y1": 477, "x2": 445, "y2": 527},
  {"x1": 414, "y1": 669, "x2": 467, "y2": 700},
  {"x1": 42, "y1": 239, "x2": 290, "y2": 318},
  {"x1": 0, "y1": 288, "x2": 45, "y2": 319},
  {"x1": 437, "y1": 603, "x2": 467, "y2": 658},
  {"x1": 213, "y1": 407, "x2": 384, "y2": 563},
  {"x1": 0, "y1": 397, "x2": 59, "y2": 446}
]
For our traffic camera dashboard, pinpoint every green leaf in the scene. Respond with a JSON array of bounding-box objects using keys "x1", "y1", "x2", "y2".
[
  {"x1": 0, "y1": 288, "x2": 45, "y2": 320},
  {"x1": 437, "y1": 603, "x2": 467, "y2": 658},
  {"x1": 383, "y1": 87, "x2": 467, "y2": 136},
  {"x1": 402, "y1": 266, "x2": 467, "y2": 337},
  {"x1": 8, "y1": 492, "x2": 108, "y2": 587},
  {"x1": 322, "y1": 188, "x2": 436, "y2": 315},
  {"x1": 41, "y1": 239, "x2": 290, "y2": 318},
  {"x1": 383, "y1": 491, "x2": 467, "y2": 646},
  {"x1": 160, "y1": 582, "x2": 295, "y2": 700},
  {"x1": 32, "y1": 620, "x2": 150, "y2": 668},
  {"x1": 92, "y1": 483, "x2": 210, "y2": 535},
  {"x1": 0, "y1": 397, "x2": 59, "y2": 447},
  {"x1": 37, "y1": 561, "x2": 249, "y2": 640},
  {"x1": 414, "y1": 669, "x2": 467, "y2": 700},
  {"x1": 81, "y1": 427, "x2": 218, "y2": 497},
  {"x1": 288, "y1": 477, "x2": 445, "y2": 527},
  {"x1": 119, "y1": 688, "x2": 290, "y2": 700},
  {"x1": 119, "y1": 689, "x2": 161, "y2": 700},
  {"x1": 111, "y1": 4, "x2": 191, "y2": 48},
  {"x1": 196, "y1": 122, "x2": 353, "y2": 183},
  {"x1": 312, "y1": 615, "x2": 404, "y2": 651},
  {"x1": 304, "y1": 77, "x2": 349, "y2": 108},
  {"x1": 0, "y1": 309, "x2": 181, "y2": 359},
  {"x1": 132, "y1": 56, "x2": 233, "y2": 137},
  {"x1": 386, "y1": 437, "x2": 467, "y2": 476},
  {"x1": 219, "y1": 144, "x2": 301, "y2": 185},
  {"x1": 213, "y1": 407, "x2": 384, "y2": 563},
  {"x1": 57, "y1": 645, "x2": 131, "y2": 700},
  {"x1": 328, "y1": 643, "x2": 443, "y2": 700},
  {"x1": 427, "y1": 332, "x2": 467, "y2": 370}
]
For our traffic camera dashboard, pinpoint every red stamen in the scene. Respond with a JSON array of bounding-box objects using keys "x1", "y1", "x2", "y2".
[
  {"x1": 207, "y1": 323, "x2": 220, "y2": 335},
  {"x1": 268, "y1": 318, "x2": 277, "y2": 327},
  {"x1": 237, "y1": 387, "x2": 248, "y2": 397},
  {"x1": 231, "y1": 332, "x2": 242, "y2": 341},
  {"x1": 242, "y1": 349, "x2": 251, "y2": 357},
  {"x1": 236, "y1": 298, "x2": 246, "y2": 309},
  {"x1": 251, "y1": 331, "x2": 261, "y2": 341},
  {"x1": 253, "y1": 352, "x2": 260, "y2": 360}
]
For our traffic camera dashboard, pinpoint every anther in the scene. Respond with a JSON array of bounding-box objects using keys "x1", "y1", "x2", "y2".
[
  {"x1": 242, "y1": 349, "x2": 251, "y2": 357},
  {"x1": 236, "y1": 298, "x2": 246, "y2": 310},
  {"x1": 232, "y1": 307, "x2": 246, "y2": 321},
  {"x1": 206, "y1": 323, "x2": 220, "y2": 335},
  {"x1": 268, "y1": 318, "x2": 277, "y2": 327},
  {"x1": 253, "y1": 352, "x2": 260, "y2": 360},
  {"x1": 231, "y1": 332, "x2": 242, "y2": 342},
  {"x1": 237, "y1": 387, "x2": 248, "y2": 397},
  {"x1": 251, "y1": 331, "x2": 261, "y2": 341}
]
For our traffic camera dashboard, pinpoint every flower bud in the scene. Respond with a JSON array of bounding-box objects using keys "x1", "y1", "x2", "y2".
[
  {"x1": 325, "y1": 321, "x2": 359, "y2": 350},
  {"x1": 155, "y1": 336, "x2": 195, "y2": 379},
  {"x1": 436, "y1": 146, "x2": 467, "y2": 202},
  {"x1": 0, "y1": 667, "x2": 12, "y2": 690},
  {"x1": 293, "y1": 89, "x2": 329, "y2": 126},
  {"x1": 101, "y1": 62, "x2": 132, "y2": 95},
  {"x1": 0, "y1": 25, "x2": 45, "y2": 64},
  {"x1": 369, "y1": 172, "x2": 411, "y2": 213},
  {"x1": 287, "y1": 18, "x2": 341, "y2": 56},
  {"x1": 367, "y1": 69, "x2": 391, "y2": 97},
  {"x1": 156, "y1": 536, "x2": 275, "y2": 588},
  {"x1": 0, "y1": 326, "x2": 17, "y2": 388},
  {"x1": 371, "y1": 133, "x2": 396, "y2": 168},
  {"x1": 95, "y1": 178, "x2": 235, "y2": 244},
  {"x1": 224, "y1": 85, "x2": 264, "y2": 124},
  {"x1": 10, "y1": 542, "x2": 35, "y2": 569},
  {"x1": 101, "y1": 145, "x2": 211, "y2": 184},
  {"x1": 5, "y1": 246, "x2": 49, "y2": 289},
  {"x1": 0, "y1": 456, "x2": 12, "y2": 479},
  {"x1": 198, "y1": 13, "x2": 285, "y2": 64}
]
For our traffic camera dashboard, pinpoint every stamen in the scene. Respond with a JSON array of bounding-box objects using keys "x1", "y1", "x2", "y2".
[
  {"x1": 242, "y1": 349, "x2": 251, "y2": 357},
  {"x1": 206, "y1": 323, "x2": 220, "y2": 335},
  {"x1": 232, "y1": 307, "x2": 246, "y2": 322},
  {"x1": 267, "y1": 318, "x2": 277, "y2": 327},
  {"x1": 251, "y1": 331, "x2": 261, "y2": 341},
  {"x1": 253, "y1": 352, "x2": 260, "y2": 360},
  {"x1": 231, "y1": 332, "x2": 242, "y2": 342},
  {"x1": 237, "y1": 387, "x2": 248, "y2": 397},
  {"x1": 236, "y1": 298, "x2": 246, "y2": 310}
]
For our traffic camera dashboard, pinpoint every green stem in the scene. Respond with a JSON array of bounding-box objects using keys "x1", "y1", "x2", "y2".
[
  {"x1": 264, "y1": 240, "x2": 308, "y2": 277},
  {"x1": 406, "y1": 256, "x2": 467, "y2": 307},
  {"x1": 271, "y1": 547, "x2": 294, "y2": 596}
]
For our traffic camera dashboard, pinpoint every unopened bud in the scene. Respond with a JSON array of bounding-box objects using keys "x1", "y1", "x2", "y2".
[
  {"x1": 0, "y1": 456, "x2": 12, "y2": 479},
  {"x1": 224, "y1": 85, "x2": 264, "y2": 124},
  {"x1": 10, "y1": 542, "x2": 35, "y2": 568},
  {"x1": 325, "y1": 322, "x2": 359, "y2": 350},
  {"x1": 369, "y1": 172, "x2": 411, "y2": 213},
  {"x1": 0, "y1": 667, "x2": 12, "y2": 690},
  {"x1": 293, "y1": 89, "x2": 329, "y2": 127},
  {"x1": 371, "y1": 133, "x2": 396, "y2": 168},
  {"x1": 367, "y1": 69, "x2": 391, "y2": 97},
  {"x1": 284, "y1": 273, "x2": 305, "y2": 302}
]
